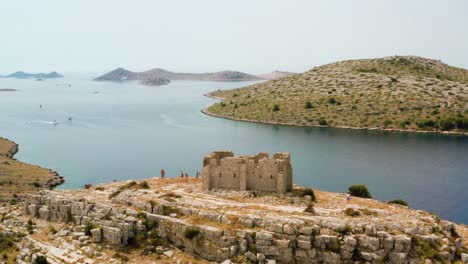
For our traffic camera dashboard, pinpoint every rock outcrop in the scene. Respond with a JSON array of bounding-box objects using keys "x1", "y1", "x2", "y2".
[{"x1": 18, "y1": 178, "x2": 468, "y2": 263}]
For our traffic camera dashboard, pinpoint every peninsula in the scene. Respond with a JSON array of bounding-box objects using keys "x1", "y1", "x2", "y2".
[
  {"x1": 0, "y1": 137, "x2": 63, "y2": 203},
  {"x1": 3, "y1": 71, "x2": 63, "y2": 79},
  {"x1": 204, "y1": 56, "x2": 468, "y2": 134}
]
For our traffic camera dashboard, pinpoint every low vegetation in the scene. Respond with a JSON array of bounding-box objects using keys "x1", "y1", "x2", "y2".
[
  {"x1": 388, "y1": 199, "x2": 409, "y2": 206},
  {"x1": 109, "y1": 180, "x2": 151, "y2": 199},
  {"x1": 207, "y1": 56, "x2": 468, "y2": 134},
  {"x1": 348, "y1": 184, "x2": 372, "y2": 198},
  {"x1": 344, "y1": 207, "x2": 361, "y2": 217},
  {"x1": 184, "y1": 227, "x2": 201, "y2": 240}
]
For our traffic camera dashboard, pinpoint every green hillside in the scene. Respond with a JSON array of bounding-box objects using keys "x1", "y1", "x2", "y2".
[{"x1": 206, "y1": 56, "x2": 468, "y2": 133}]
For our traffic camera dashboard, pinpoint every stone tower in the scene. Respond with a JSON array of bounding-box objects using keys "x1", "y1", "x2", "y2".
[{"x1": 202, "y1": 151, "x2": 293, "y2": 194}]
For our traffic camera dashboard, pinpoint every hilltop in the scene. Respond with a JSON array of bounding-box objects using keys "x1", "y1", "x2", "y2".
[
  {"x1": 3, "y1": 71, "x2": 63, "y2": 79},
  {"x1": 205, "y1": 56, "x2": 468, "y2": 134},
  {"x1": 94, "y1": 68, "x2": 262, "y2": 83},
  {"x1": 0, "y1": 177, "x2": 466, "y2": 263}
]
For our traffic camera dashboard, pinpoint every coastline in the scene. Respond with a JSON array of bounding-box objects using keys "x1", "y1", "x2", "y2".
[
  {"x1": 202, "y1": 94, "x2": 468, "y2": 136},
  {"x1": 0, "y1": 137, "x2": 64, "y2": 201}
]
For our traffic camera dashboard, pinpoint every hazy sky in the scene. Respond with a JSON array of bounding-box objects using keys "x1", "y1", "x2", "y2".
[{"x1": 1, "y1": 0, "x2": 467, "y2": 75}]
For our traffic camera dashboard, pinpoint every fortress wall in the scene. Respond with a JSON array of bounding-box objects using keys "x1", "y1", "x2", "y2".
[{"x1": 202, "y1": 151, "x2": 292, "y2": 194}]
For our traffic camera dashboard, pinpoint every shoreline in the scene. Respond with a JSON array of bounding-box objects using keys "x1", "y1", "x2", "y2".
[
  {"x1": 0, "y1": 137, "x2": 64, "y2": 192},
  {"x1": 202, "y1": 94, "x2": 468, "y2": 136}
]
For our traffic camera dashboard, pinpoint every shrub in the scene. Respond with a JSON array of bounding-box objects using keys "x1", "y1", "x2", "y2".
[
  {"x1": 9, "y1": 199, "x2": 17, "y2": 205},
  {"x1": 304, "y1": 202, "x2": 315, "y2": 214},
  {"x1": 383, "y1": 119, "x2": 392, "y2": 127},
  {"x1": 272, "y1": 104, "x2": 280, "y2": 112},
  {"x1": 84, "y1": 222, "x2": 96, "y2": 236},
  {"x1": 48, "y1": 226, "x2": 57, "y2": 235},
  {"x1": 32, "y1": 181, "x2": 41, "y2": 188},
  {"x1": 34, "y1": 256, "x2": 49, "y2": 264},
  {"x1": 318, "y1": 118, "x2": 328, "y2": 126},
  {"x1": 348, "y1": 185, "x2": 372, "y2": 198},
  {"x1": 344, "y1": 208, "x2": 360, "y2": 217},
  {"x1": 327, "y1": 97, "x2": 338, "y2": 104},
  {"x1": 84, "y1": 184, "x2": 92, "y2": 189},
  {"x1": 95, "y1": 186, "x2": 104, "y2": 191},
  {"x1": 293, "y1": 187, "x2": 316, "y2": 202},
  {"x1": 184, "y1": 227, "x2": 200, "y2": 240},
  {"x1": 388, "y1": 199, "x2": 409, "y2": 206},
  {"x1": 305, "y1": 101, "x2": 313, "y2": 109},
  {"x1": 416, "y1": 119, "x2": 435, "y2": 128},
  {"x1": 138, "y1": 181, "x2": 150, "y2": 189}
]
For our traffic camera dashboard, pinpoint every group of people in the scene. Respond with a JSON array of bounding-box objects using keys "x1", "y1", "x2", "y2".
[{"x1": 159, "y1": 169, "x2": 200, "y2": 179}]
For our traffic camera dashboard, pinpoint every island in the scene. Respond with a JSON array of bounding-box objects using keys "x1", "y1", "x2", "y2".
[
  {"x1": 0, "y1": 88, "x2": 18, "y2": 92},
  {"x1": 258, "y1": 70, "x2": 297, "y2": 80},
  {"x1": 204, "y1": 56, "x2": 468, "y2": 135},
  {"x1": 94, "y1": 67, "x2": 263, "y2": 83},
  {"x1": 3, "y1": 71, "x2": 63, "y2": 79}
]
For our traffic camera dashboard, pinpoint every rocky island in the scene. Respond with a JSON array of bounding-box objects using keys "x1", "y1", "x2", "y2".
[
  {"x1": 0, "y1": 149, "x2": 467, "y2": 263},
  {"x1": 94, "y1": 68, "x2": 263, "y2": 83},
  {"x1": 3, "y1": 71, "x2": 63, "y2": 79},
  {"x1": 205, "y1": 56, "x2": 468, "y2": 135}
]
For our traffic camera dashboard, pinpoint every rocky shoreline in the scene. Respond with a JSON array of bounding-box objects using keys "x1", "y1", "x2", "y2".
[
  {"x1": 202, "y1": 94, "x2": 468, "y2": 136},
  {"x1": 0, "y1": 137, "x2": 64, "y2": 192}
]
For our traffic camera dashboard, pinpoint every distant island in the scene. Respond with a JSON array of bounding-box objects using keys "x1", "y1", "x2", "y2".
[
  {"x1": 205, "y1": 56, "x2": 468, "y2": 134},
  {"x1": 3, "y1": 71, "x2": 63, "y2": 79},
  {"x1": 258, "y1": 70, "x2": 297, "y2": 80},
  {"x1": 0, "y1": 88, "x2": 17, "y2": 92},
  {"x1": 94, "y1": 68, "x2": 293, "y2": 84}
]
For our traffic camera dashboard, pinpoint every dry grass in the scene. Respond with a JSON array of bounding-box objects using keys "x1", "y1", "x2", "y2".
[
  {"x1": 207, "y1": 56, "x2": 468, "y2": 133},
  {"x1": 0, "y1": 138, "x2": 58, "y2": 202}
]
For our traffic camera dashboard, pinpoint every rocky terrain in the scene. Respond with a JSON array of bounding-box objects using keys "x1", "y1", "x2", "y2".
[
  {"x1": 0, "y1": 137, "x2": 64, "y2": 203},
  {"x1": 1, "y1": 177, "x2": 466, "y2": 263},
  {"x1": 205, "y1": 56, "x2": 468, "y2": 134},
  {"x1": 3, "y1": 72, "x2": 63, "y2": 79},
  {"x1": 94, "y1": 68, "x2": 262, "y2": 83}
]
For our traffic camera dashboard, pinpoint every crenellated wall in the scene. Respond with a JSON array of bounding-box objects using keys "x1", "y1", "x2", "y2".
[{"x1": 202, "y1": 151, "x2": 293, "y2": 194}]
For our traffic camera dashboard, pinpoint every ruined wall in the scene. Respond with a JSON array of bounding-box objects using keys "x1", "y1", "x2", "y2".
[
  {"x1": 23, "y1": 192, "x2": 465, "y2": 264},
  {"x1": 202, "y1": 151, "x2": 292, "y2": 194}
]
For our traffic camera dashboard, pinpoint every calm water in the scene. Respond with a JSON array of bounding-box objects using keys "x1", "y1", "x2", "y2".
[{"x1": 0, "y1": 75, "x2": 467, "y2": 223}]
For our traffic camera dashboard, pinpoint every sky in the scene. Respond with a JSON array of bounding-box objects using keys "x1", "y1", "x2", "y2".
[{"x1": 1, "y1": 0, "x2": 467, "y2": 75}]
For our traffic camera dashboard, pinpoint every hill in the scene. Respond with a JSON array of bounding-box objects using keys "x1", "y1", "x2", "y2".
[
  {"x1": 4, "y1": 71, "x2": 63, "y2": 79},
  {"x1": 259, "y1": 70, "x2": 297, "y2": 80},
  {"x1": 205, "y1": 56, "x2": 468, "y2": 134},
  {"x1": 0, "y1": 177, "x2": 466, "y2": 263},
  {"x1": 94, "y1": 68, "x2": 262, "y2": 82}
]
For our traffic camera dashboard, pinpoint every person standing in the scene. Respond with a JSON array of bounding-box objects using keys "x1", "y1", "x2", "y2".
[{"x1": 160, "y1": 169, "x2": 165, "y2": 179}]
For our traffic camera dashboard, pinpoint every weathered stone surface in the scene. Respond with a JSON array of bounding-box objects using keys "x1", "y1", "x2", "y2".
[
  {"x1": 90, "y1": 228, "x2": 102, "y2": 243},
  {"x1": 102, "y1": 226, "x2": 121, "y2": 245}
]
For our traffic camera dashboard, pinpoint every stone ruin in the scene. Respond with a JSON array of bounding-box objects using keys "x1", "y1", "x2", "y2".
[{"x1": 202, "y1": 151, "x2": 293, "y2": 194}]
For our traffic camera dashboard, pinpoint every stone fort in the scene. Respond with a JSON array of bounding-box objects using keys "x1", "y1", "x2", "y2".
[{"x1": 202, "y1": 151, "x2": 293, "y2": 194}]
